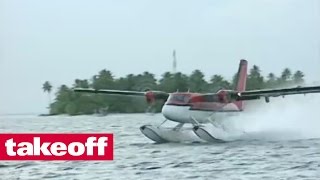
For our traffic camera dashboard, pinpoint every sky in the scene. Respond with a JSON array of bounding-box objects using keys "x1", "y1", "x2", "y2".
[{"x1": 0, "y1": 0, "x2": 319, "y2": 114}]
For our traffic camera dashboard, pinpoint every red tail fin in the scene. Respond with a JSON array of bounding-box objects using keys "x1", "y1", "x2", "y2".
[{"x1": 234, "y1": 59, "x2": 248, "y2": 110}]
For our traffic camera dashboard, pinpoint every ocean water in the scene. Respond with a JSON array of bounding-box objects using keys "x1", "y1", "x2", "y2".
[{"x1": 1, "y1": 94, "x2": 320, "y2": 180}]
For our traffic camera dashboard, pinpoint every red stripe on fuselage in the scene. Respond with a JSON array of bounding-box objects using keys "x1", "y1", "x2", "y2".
[
  {"x1": 165, "y1": 92, "x2": 240, "y2": 112},
  {"x1": 191, "y1": 102, "x2": 225, "y2": 111}
]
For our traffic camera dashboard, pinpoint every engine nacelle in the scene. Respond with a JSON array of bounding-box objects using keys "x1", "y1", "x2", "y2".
[
  {"x1": 145, "y1": 91, "x2": 156, "y2": 105},
  {"x1": 144, "y1": 91, "x2": 170, "y2": 105}
]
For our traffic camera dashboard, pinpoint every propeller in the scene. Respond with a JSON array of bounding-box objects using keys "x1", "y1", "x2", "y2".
[{"x1": 143, "y1": 88, "x2": 169, "y2": 113}]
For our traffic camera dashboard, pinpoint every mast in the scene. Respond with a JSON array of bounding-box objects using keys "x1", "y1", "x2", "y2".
[{"x1": 172, "y1": 49, "x2": 177, "y2": 74}]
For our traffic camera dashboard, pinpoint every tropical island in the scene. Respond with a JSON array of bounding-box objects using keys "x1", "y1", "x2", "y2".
[{"x1": 42, "y1": 65, "x2": 304, "y2": 116}]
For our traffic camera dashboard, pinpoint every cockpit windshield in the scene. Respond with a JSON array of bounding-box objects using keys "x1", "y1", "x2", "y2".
[{"x1": 166, "y1": 93, "x2": 192, "y2": 105}]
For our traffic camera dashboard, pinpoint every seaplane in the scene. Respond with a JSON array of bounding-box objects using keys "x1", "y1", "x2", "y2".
[{"x1": 74, "y1": 59, "x2": 320, "y2": 143}]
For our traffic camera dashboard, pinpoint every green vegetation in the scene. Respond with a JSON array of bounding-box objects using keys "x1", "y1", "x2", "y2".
[{"x1": 44, "y1": 66, "x2": 305, "y2": 115}]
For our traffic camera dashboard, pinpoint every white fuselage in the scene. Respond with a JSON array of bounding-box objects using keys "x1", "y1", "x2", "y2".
[
  {"x1": 161, "y1": 104, "x2": 240, "y2": 124},
  {"x1": 162, "y1": 105, "x2": 212, "y2": 123}
]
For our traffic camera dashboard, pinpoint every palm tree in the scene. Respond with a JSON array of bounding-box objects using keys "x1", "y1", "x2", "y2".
[
  {"x1": 189, "y1": 70, "x2": 207, "y2": 92},
  {"x1": 42, "y1": 81, "x2": 53, "y2": 110},
  {"x1": 267, "y1": 73, "x2": 276, "y2": 81},
  {"x1": 266, "y1": 73, "x2": 277, "y2": 88},
  {"x1": 210, "y1": 75, "x2": 231, "y2": 91},
  {"x1": 293, "y1": 70, "x2": 304, "y2": 85},
  {"x1": 281, "y1": 68, "x2": 292, "y2": 82},
  {"x1": 247, "y1": 65, "x2": 264, "y2": 90}
]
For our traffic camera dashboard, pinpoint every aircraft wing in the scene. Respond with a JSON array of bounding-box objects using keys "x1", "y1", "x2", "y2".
[
  {"x1": 237, "y1": 85, "x2": 320, "y2": 102},
  {"x1": 73, "y1": 88, "x2": 169, "y2": 101},
  {"x1": 73, "y1": 88, "x2": 146, "y2": 96},
  {"x1": 191, "y1": 85, "x2": 320, "y2": 103}
]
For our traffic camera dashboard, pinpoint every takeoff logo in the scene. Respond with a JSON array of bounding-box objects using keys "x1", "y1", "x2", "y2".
[{"x1": 0, "y1": 133, "x2": 113, "y2": 161}]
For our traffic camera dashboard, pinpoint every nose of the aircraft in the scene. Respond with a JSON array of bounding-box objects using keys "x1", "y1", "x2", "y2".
[{"x1": 161, "y1": 105, "x2": 191, "y2": 123}]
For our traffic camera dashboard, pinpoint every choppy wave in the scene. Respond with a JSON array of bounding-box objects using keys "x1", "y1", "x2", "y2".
[{"x1": 219, "y1": 94, "x2": 320, "y2": 142}]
